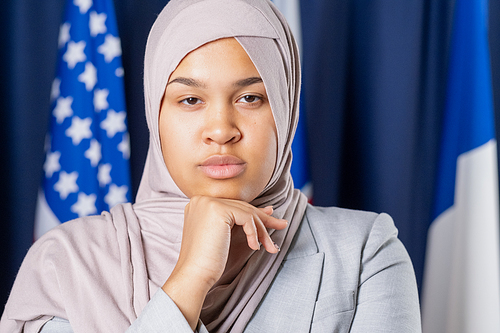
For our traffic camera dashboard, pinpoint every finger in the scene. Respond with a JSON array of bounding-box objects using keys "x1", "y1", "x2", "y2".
[
  {"x1": 240, "y1": 215, "x2": 260, "y2": 250},
  {"x1": 224, "y1": 201, "x2": 284, "y2": 253},
  {"x1": 227, "y1": 202, "x2": 277, "y2": 227},
  {"x1": 228, "y1": 207, "x2": 261, "y2": 250},
  {"x1": 230, "y1": 208, "x2": 274, "y2": 252},
  {"x1": 248, "y1": 205, "x2": 287, "y2": 231},
  {"x1": 258, "y1": 212, "x2": 288, "y2": 231},
  {"x1": 252, "y1": 214, "x2": 282, "y2": 254},
  {"x1": 240, "y1": 208, "x2": 287, "y2": 252},
  {"x1": 259, "y1": 206, "x2": 274, "y2": 215}
]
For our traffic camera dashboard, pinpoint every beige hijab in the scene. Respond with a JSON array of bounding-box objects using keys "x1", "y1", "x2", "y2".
[
  {"x1": 0, "y1": 0, "x2": 307, "y2": 332},
  {"x1": 134, "y1": 0, "x2": 307, "y2": 331}
]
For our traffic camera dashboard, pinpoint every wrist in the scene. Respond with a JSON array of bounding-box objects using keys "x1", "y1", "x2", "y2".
[{"x1": 162, "y1": 264, "x2": 213, "y2": 330}]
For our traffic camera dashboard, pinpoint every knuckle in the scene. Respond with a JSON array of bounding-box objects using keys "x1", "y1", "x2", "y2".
[{"x1": 206, "y1": 198, "x2": 221, "y2": 211}]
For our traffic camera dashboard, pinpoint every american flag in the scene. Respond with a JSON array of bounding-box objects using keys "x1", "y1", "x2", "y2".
[{"x1": 35, "y1": 0, "x2": 131, "y2": 239}]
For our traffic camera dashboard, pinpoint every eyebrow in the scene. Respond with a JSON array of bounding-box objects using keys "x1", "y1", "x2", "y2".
[
  {"x1": 167, "y1": 76, "x2": 263, "y2": 89},
  {"x1": 233, "y1": 77, "x2": 263, "y2": 87},
  {"x1": 167, "y1": 77, "x2": 206, "y2": 88}
]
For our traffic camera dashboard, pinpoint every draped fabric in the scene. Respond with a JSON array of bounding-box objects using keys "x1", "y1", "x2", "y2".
[
  {"x1": 135, "y1": 0, "x2": 307, "y2": 330},
  {"x1": 1, "y1": 0, "x2": 500, "y2": 310}
]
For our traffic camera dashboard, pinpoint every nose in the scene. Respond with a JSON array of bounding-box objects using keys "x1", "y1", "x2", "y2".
[{"x1": 202, "y1": 103, "x2": 242, "y2": 145}]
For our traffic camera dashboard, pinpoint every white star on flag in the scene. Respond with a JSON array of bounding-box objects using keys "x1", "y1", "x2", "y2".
[
  {"x1": 44, "y1": 151, "x2": 61, "y2": 178},
  {"x1": 58, "y1": 23, "x2": 71, "y2": 49},
  {"x1": 105, "y1": 184, "x2": 128, "y2": 208},
  {"x1": 84, "y1": 139, "x2": 101, "y2": 167},
  {"x1": 51, "y1": 78, "x2": 61, "y2": 101},
  {"x1": 71, "y1": 192, "x2": 97, "y2": 217},
  {"x1": 118, "y1": 133, "x2": 130, "y2": 160},
  {"x1": 74, "y1": 0, "x2": 93, "y2": 14},
  {"x1": 93, "y1": 88, "x2": 109, "y2": 112},
  {"x1": 63, "y1": 40, "x2": 87, "y2": 69},
  {"x1": 98, "y1": 34, "x2": 121, "y2": 63},
  {"x1": 66, "y1": 116, "x2": 92, "y2": 145},
  {"x1": 54, "y1": 171, "x2": 79, "y2": 200},
  {"x1": 78, "y1": 62, "x2": 97, "y2": 91},
  {"x1": 98, "y1": 163, "x2": 112, "y2": 187},
  {"x1": 89, "y1": 11, "x2": 107, "y2": 37},
  {"x1": 100, "y1": 110, "x2": 126, "y2": 138},
  {"x1": 53, "y1": 96, "x2": 74, "y2": 124},
  {"x1": 115, "y1": 67, "x2": 124, "y2": 77}
]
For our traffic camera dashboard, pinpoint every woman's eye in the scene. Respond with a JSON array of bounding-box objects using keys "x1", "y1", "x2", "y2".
[
  {"x1": 238, "y1": 95, "x2": 261, "y2": 104},
  {"x1": 181, "y1": 97, "x2": 202, "y2": 105}
]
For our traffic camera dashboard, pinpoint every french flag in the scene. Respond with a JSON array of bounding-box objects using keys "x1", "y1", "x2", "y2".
[{"x1": 421, "y1": 0, "x2": 500, "y2": 331}]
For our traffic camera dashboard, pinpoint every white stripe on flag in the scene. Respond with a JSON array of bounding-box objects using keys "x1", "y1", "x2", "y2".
[
  {"x1": 422, "y1": 139, "x2": 500, "y2": 332},
  {"x1": 34, "y1": 189, "x2": 61, "y2": 240}
]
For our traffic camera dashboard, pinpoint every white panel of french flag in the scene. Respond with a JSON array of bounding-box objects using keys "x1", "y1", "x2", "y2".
[{"x1": 422, "y1": 0, "x2": 500, "y2": 331}]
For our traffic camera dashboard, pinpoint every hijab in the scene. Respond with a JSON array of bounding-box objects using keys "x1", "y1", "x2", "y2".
[
  {"x1": 0, "y1": 0, "x2": 307, "y2": 332},
  {"x1": 133, "y1": 0, "x2": 307, "y2": 330}
]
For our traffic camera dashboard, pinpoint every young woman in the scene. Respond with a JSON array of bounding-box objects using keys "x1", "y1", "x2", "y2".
[{"x1": 0, "y1": 0, "x2": 421, "y2": 332}]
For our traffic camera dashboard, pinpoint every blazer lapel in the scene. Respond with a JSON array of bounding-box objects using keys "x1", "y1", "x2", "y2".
[{"x1": 245, "y1": 218, "x2": 324, "y2": 332}]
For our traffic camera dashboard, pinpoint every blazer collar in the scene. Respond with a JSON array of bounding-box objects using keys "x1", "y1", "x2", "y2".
[{"x1": 245, "y1": 216, "x2": 324, "y2": 332}]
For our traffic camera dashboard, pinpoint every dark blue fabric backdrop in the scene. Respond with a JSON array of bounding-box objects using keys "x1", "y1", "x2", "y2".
[
  {"x1": 1, "y1": 0, "x2": 499, "y2": 310},
  {"x1": 300, "y1": 0, "x2": 454, "y2": 293}
]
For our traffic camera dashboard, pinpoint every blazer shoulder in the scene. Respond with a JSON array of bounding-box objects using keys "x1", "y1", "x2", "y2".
[
  {"x1": 304, "y1": 204, "x2": 398, "y2": 252},
  {"x1": 305, "y1": 204, "x2": 379, "y2": 224}
]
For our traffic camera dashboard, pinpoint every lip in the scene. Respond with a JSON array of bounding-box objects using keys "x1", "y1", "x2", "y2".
[{"x1": 199, "y1": 155, "x2": 246, "y2": 179}]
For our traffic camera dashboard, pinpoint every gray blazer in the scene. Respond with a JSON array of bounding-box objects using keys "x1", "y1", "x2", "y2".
[
  {"x1": 245, "y1": 205, "x2": 421, "y2": 332},
  {"x1": 43, "y1": 205, "x2": 422, "y2": 332}
]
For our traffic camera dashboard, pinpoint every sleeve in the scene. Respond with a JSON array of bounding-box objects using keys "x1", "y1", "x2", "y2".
[
  {"x1": 39, "y1": 317, "x2": 73, "y2": 333},
  {"x1": 37, "y1": 290, "x2": 209, "y2": 333},
  {"x1": 350, "y1": 213, "x2": 422, "y2": 333},
  {"x1": 126, "y1": 289, "x2": 208, "y2": 333}
]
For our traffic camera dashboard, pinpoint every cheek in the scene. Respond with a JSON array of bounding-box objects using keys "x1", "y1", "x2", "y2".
[
  {"x1": 159, "y1": 112, "x2": 201, "y2": 198},
  {"x1": 266, "y1": 132, "x2": 278, "y2": 176},
  {"x1": 252, "y1": 120, "x2": 277, "y2": 177},
  {"x1": 159, "y1": 112, "x2": 190, "y2": 172}
]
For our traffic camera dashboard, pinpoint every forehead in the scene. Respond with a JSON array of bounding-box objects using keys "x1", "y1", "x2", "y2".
[{"x1": 169, "y1": 38, "x2": 260, "y2": 81}]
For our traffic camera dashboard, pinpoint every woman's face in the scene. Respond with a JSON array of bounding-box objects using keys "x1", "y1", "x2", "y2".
[{"x1": 159, "y1": 38, "x2": 277, "y2": 202}]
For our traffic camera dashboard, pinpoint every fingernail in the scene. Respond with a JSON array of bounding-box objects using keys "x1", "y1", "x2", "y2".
[{"x1": 274, "y1": 242, "x2": 280, "y2": 251}]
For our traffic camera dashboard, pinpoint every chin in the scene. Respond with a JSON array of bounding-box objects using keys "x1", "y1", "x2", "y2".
[
  {"x1": 193, "y1": 183, "x2": 259, "y2": 203},
  {"x1": 205, "y1": 190, "x2": 251, "y2": 202}
]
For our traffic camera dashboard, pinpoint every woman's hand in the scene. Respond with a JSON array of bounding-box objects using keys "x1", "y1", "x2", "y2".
[
  {"x1": 180, "y1": 196, "x2": 287, "y2": 286},
  {"x1": 162, "y1": 196, "x2": 288, "y2": 330}
]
